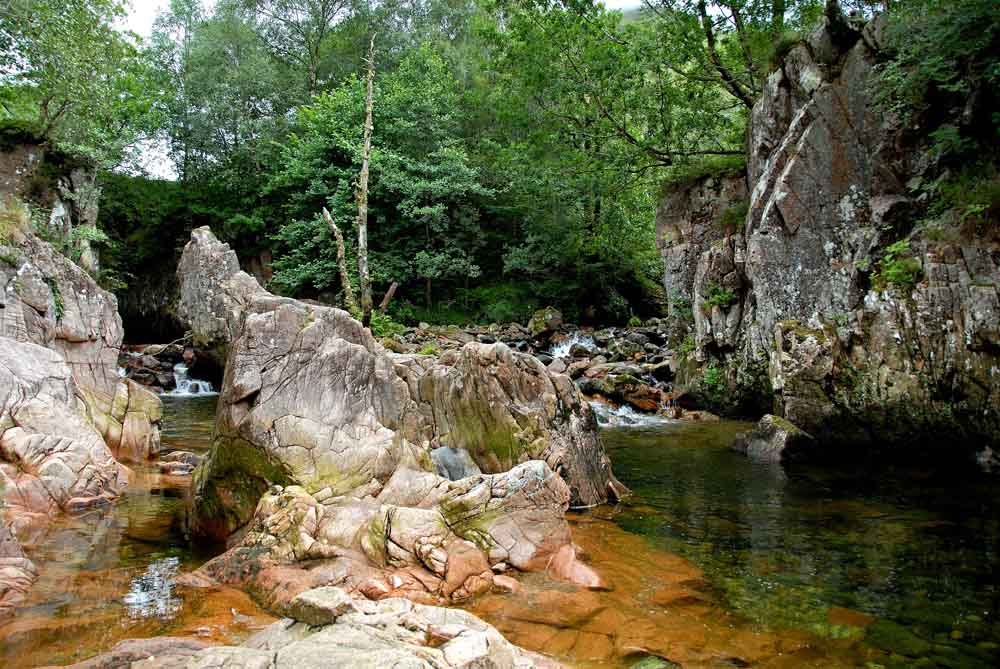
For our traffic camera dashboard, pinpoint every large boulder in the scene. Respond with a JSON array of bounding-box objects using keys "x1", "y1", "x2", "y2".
[
  {"x1": 527, "y1": 307, "x2": 562, "y2": 338},
  {"x1": 731, "y1": 414, "x2": 817, "y2": 463},
  {"x1": 176, "y1": 227, "x2": 619, "y2": 605},
  {"x1": 175, "y1": 226, "x2": 262, "y2": 370}
]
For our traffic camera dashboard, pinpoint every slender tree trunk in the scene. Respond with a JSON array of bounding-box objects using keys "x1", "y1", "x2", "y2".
[
  {"x1": 356, "y1": 35, "x2": 376, "y2": 327},
  {"x1": 323, "y1": 207, "x2": 358, "y2": 314},
  {"x1": 771, "y1": 0, "x2": 786, "y2": 41},
  {"x1": 379, "y1": 281, "x2": 398, "y2": 314}
]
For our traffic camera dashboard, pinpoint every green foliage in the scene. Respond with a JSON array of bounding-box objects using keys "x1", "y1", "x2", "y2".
[
  {"x1": 719, "y1": 199, "x2": 750, "y2": 233},
  {"x1": 628, "y1": 315, "x2": 643, "y2": 327},
  {"x1": 875, "y1": 0, "x2": 1000, "y2": 160},
  {"x1": 701, "y1": 362, "x2": 726, "y2": 402},
  {"x1": 0, "y1": 195, "x2": 31, "y2": 243},
  {"x1": 874, "y1": 240, "x2": 922, "y2": 290},
  {"x1": 913, "y1": 165, "x2": 1000, "y2": 238},
  {"x1": 418, "y1": 343, "x2": 439, "y2": 356},
  {"x1": 704, "y1": 282, "x2": 737, "y2": 309},
  {"x1": 43, "y1": 277, "x2": 65, "y2": 321},
  {"x1": 678, "y1": 335, "x2": 696, "y2": 358},
  {"x1": 368, "y1": 311, "x2": 406, "y2": 338},
  {"x1": 0, "y1": 0, "x2": 163, "y2": 168}
]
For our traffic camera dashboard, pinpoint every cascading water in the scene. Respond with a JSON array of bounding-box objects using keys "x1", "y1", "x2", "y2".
[
  {"x1": 164, "y1": 363, "x2": 217, "y2": 397},
  {"x1": 589, "y1": 400, "x2": 672, "y2": 427},
  {"x1": 549, "y1": 331, "x2": 596, "y2": 358}
]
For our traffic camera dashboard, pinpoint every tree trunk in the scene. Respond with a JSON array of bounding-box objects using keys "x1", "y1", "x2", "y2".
[
  {"x1": 771, "y1": 0, "x2": 786, "y2": 40},
  {"x1": 379, "y1": 281, "x2": 398, "y2": 314},
  {"x1": 323, "y1": 207, "x2": 358, "y2": 314},
  {"x1": 356, "y1": 35, "x2": 376, "y2": 327}
]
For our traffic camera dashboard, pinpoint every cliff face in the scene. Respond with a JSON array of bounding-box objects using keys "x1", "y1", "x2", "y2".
[{"x1": 664, "y1": 13, "x2": 1000, "y2": 455}]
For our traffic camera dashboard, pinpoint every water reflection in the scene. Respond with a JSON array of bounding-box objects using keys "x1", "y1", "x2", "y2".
[{"x1": 602, "y1": 421, "x2": 1000, "y2": 667}]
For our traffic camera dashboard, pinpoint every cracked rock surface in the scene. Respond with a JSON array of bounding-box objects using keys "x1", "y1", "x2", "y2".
[
  {"x1": 56, "y1": 586, "x2": 562, "y2": 668},
  {"x1": 176, "y1": 227, "x2": 616, "y2": 606}
]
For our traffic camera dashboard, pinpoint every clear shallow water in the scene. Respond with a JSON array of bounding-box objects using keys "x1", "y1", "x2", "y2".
[
  {"x1": 602, "y1": 420, "x2": 1000, "y2": 668},
  {"x1": 0, "y1": 396, "x2": 273, "y2": 669}
]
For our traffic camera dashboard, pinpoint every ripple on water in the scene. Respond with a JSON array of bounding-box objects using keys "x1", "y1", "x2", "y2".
[{"x1": 123, "y1": 557, "x2": 182, "y2": 621}]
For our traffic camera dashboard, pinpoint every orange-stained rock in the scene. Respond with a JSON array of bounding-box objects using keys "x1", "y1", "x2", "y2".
[{"x1": 827, "y1": 606, "x2": 876, "y2": 629}]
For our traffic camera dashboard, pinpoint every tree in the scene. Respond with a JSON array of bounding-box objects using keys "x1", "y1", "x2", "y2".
[
  {"x1": 356, "y1": 34, "x2": 376, "y2": 326},
  {"x1": 0, "y1": 0, "x2": 160, "y2": 167},
  {"x1": 267, "y1": 45, "x2": 491, "y2": 309},
  {"x1": 240, "y1": 0, "x2": 352, "y2": 96}
]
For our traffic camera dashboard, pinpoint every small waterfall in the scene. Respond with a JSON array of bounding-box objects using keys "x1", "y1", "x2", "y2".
[
  {"x1": 165, "y1": 363, "x2": 217, "y2": 397},
  {"x1": 550, "y1": 331, "x2": 596, "y2": 358},
  {"x1": 590, "y1": 400, "x2": 672, "y2": 427}
]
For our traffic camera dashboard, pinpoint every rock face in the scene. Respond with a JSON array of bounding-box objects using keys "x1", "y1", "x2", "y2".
[
  {"x1": 175, "y1": 226, "x2": 261, "y2": 370},
  {"x1": 656, "y1": 173, "x2": 747, "y2": 318},
  {"x1": 0, "y1": 226, "x2": 163, "y2": 462},
  {"x1": 59, "y1": 587, "x2": 561, "y2": 668},
  {"x1": 176, "y1": 227, "x2": 619, "y2": 604},
  {"x1": 0, "y1": 338, "x2": 130, "y2": 541},
  {"x1": 661, "y1": 11, "x2": 1000, "y2": 454}
]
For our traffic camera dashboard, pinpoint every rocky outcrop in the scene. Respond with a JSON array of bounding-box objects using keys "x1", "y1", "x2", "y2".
[
  {"x1": 177, "y1": 227, "x2": 618, "y2": 605},
  {"x1": 660, "y1": 10, "x2": 1000, "y2": 455},
  {"x1": 0, "y1": 225, "x2": 163, "y2": 461},
  {"x1": 656, "y1": 173, "x2": 747, "y2": 318},
  {"x1": 0, "y1": 338, "x2": 131, "y2": 542},
  {"x1": 59, "y1": 587, "x2": 560, "y2": 668},
  {"x1": 393, "y1": 344, "x2": 623, "y2": 507},
  {"x1": 731, "y1": 414, "x2": 817, "y2": 463},
  {"x1": 175, "y1": 226, "x2": 261, "y2": 370}
]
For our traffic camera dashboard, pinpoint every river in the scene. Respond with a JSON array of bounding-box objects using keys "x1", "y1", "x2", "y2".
[{"x1": 1, "y1": 399, "x2": 997, "y2": 668}]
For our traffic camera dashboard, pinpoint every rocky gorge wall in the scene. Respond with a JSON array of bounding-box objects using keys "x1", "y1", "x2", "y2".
[{"x1": 660, "y1": 11, "x2": 1000, "y2": 457}]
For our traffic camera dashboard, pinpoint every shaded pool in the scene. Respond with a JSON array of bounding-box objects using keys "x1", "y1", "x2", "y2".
[{"x1": 602, "y1": 420, "x2": 1000, "y2": 669}]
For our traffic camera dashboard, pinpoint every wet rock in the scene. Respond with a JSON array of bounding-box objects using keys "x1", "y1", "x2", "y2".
[
  {"x1": 430, "y1": 446, "x2": 482, "y2": 481},
  {"x1": 731, "y1": 415, "x2": 817, "y2": 464},
  {"x1": 188, "y1": 588, "x2": 561, "y2": 668},
  {"x1": 0, "y1": 524, "x2": 37, "y2": 622},
  {"x1": 48, "y1": 637, "x2": 211, "y2": 669},
  {"x1": 528, "y1": 307, "x2": 563, "y2": 339},
  {"x1": 0, "y1": 228, "x2": 162, "y2": 461},
  {"x1": 0, "y1": 338, "x2": 130, "y2": 524}
]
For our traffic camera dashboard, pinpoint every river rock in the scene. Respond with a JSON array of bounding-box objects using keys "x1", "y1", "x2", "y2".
[
  {"x1": 527, "y1": 306, "x2": 563, "y2": 338},
  {"x1": 731, "y1": 414, "x2": 817, "y2": 464},
  {"x1": 0, "y1": 524, "x2": 37, "y2": 622},
  {"x1": 65, "y1": 587, "x2": 561, "y2": 668},
  {"x1": 0, "y1": 338, "x2": 130, "y2": 526}
]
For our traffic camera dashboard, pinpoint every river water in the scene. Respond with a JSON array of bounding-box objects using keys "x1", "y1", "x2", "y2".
[{"x1": 2, "y1": 399, "x2": 997, "y2": 668}]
